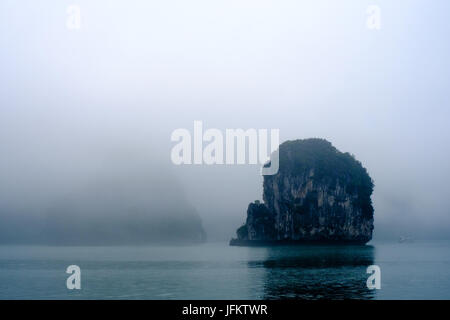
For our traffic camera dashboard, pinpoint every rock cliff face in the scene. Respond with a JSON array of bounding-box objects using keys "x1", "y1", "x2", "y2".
[{"x1": 231, "y1": 139, "x2": 374, "y2": 245}]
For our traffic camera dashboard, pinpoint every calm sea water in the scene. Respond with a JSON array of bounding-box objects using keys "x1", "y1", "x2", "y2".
[{"x1": 1, "y1": 241, "x2": 449, "y2": 299}]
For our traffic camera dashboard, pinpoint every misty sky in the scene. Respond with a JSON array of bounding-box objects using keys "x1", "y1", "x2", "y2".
[{"x1": 1, "y1": 0, "x2": 450, "y2": 241}]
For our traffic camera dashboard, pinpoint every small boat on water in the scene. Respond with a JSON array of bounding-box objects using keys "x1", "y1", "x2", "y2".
[{"x1": 398, "y1": 236, "x2": 414, "y2": 243}]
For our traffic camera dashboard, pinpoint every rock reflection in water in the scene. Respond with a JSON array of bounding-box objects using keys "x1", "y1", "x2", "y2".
[{"x1": 248, "y1": 245, "x2": 376, "y2": 299}]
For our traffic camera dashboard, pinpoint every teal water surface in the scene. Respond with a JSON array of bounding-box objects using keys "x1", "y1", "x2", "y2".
[{"x1": 1, "y1": 241, "x2": 449, "y2": 299}]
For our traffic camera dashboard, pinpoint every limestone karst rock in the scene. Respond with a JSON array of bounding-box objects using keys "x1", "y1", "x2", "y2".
[{"x1": 231, "y1": 139, "x2": 374, "y2": 245}]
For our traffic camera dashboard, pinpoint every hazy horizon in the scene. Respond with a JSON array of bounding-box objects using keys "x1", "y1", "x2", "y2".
[{"x1": 1, "y1": 0, "x2": 450, "y2": 244}]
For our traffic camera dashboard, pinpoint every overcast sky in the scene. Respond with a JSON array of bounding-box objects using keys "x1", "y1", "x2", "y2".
[{"x1": 1, "y1": 0, "x2": 449, "y2": 241}]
